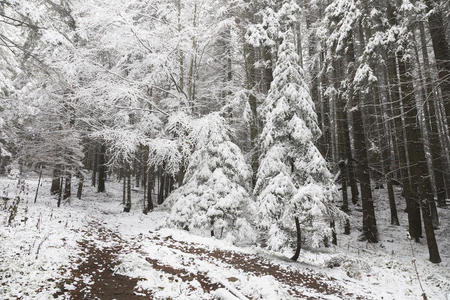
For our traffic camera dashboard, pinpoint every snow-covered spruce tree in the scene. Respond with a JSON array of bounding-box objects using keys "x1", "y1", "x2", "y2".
[
  {"x1": 167, "y1": 112, "x2": 255, "y2": 244},
  {"x1": 254, "y1": 29, "x2": 341, "y2": 261}
]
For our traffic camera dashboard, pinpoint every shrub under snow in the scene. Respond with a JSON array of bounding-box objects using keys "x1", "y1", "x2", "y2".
[{"x1": 167, "y1": 113, "x2": 256, "y2": 244}]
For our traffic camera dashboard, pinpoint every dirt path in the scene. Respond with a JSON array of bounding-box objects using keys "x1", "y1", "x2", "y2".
[
  {"x1": 54, "y1": 220, "x2": 367, "y2": 300},
  {"x1": 54, "y1": 221, "x2": 152, "y2": 299}
]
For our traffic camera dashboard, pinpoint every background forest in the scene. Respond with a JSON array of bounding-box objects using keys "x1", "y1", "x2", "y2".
[{"x1": 0, "y1": 0, "x2": 450, "y2": 298}]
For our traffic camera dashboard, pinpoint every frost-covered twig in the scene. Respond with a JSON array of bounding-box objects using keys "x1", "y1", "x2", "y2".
[{"x1": 35, "y1": 234, "x2": 50, "y2": 260}]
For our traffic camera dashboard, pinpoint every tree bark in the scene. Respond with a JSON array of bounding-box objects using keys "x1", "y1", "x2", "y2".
[
  {"x1": 34, "y1": 164, "x2": 42, "y2": 203},
  {"x1": 77, "y1": 172, "x2": 83, "y2": 200},
  {"x1": 420, "y1": 181, "x2": 441, "y2": 263},
  {"x1": 352, "y1": 25, "x2": 378, "y2": 242},
  {"x1": 387, "y1": 178, "x2": 399, "y2": 225},
  {"x1": 51, "y1": 168, "x2": 60, "y2": 195},
  {"x1": 92, "y1": 144, "x2": 97, "y2": 187},
  {"x1": 124, "y1": 168, "x2": 131, "y2": 212},
  {"x1": 63, "y1": 173, "x2": 71, "y2": 200},
  {"x1": 339, "y1": 160, "x2": 348, "y2": 212},
  {"x1": 97, "y1": 144, "x2": 106, "y2": 193},
  {"x1": 146, "y1": 166, "x2": 154, "y2": 213},
  {"x1": 122, "y1": 168, "x2": 126, "y2": 205},
  {"x1": 57, "y1": 175, "x2": 64, "y2": 208},
  {"x1": 291, "y1": 217, "x2": 301, "y2": 261},
  {"x1": 158, "y1": 171, "x2": 165, "y2": 205}
]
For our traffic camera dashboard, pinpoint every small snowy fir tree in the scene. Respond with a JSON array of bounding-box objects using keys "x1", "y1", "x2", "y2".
[
  {"x1": 255, "y1": 29, "x2": 341, "y2": 260},
  {"x1": 167, "y1": 112, "x2": 255, "y2": 244}
]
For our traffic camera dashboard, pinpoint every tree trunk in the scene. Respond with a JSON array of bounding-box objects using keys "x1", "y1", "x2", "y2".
[
  {"x1": 122, "y1": 168, "x2": 126, "y2": 205},
  {"x1": 97, "y1": 144, "x2": 106, "y2": 193},
  {"x1": 34, "y1": 165, "x2": 42, "y2": 203},
  {"x1": 63, "y1": 173, "x2": 71, "y2": 200},
  {"x1": 353, "y1": 105, "x2": 378, "y2": 243},
  {"x1": 352, "y1": 25, "x2": 378, "y2": 242},
  {"x1": 143, "y1": 161, "x2": 147, "y2": 213},
  {"x1": 244, "y1": 41, "x2": 259, "y2": 187},
  {"x1": 339, "y1": 160, "x2": 348, "y2": 212},
  {"x1": 77, "y1": 172, "x2": 83, "y2": 200},
  {"x1": 376, "y1": 57, "x2": 400, "y2": 226},
  {"x1": 387, "y1": 177, "x2": 399, "y2": 225},
  {"x1": 135, "y1": 161, "x2": 141, "y2": 188},
  {"x1": 124, "y1": 168, "x2": 131, "y2": 212},
  {"x1": 344, "y1": 42, "x2": 360, "y2": 204},
  {"x1": 344, "y1": 218, "x2": 351, "y2": 235},
  {"x1": 147, "y1": 167, "x2": 154, "y2": 213},
  {"x1": 51, "y1": 168, "x2": 60, "y2": 195},
  {"x1": 158, "y1": 170, "x2": 165, "y2": 205},
  {"x1": 420, "y1": 180, "x2": 441, "y2": 263},
  {"x1": 291, "y1": 217, "x2": 301, "y2": 261},
  {"x1": 57, "y1": 175, "x2": 64, "y2": 208},
  {"x1": 177, "y1": 163, "x2": 185, "y2": 187},
  {"x1": 92, "y1": 144, "x2": 97, "y2": 187}
]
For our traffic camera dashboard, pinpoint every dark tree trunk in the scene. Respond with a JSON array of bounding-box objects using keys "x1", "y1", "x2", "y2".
[
  {"x1": 244, "y1": 42, "x2": 259, "y2": 188},
  {"x1": 387, "y1": 177, "x2": 400, "y2": 225},
  {"x1": 351, "y1": 26, "x2": 378, "y2": 242},
  {"x1": 177, "y1": 163, "x2": 185, "y2": 187},
  {"x1": 396, "y1": 51, "x2": 424, "y2": 241},
  {"x1": 57, "y1": 176, "x2": 63, "y2": 208},
  {"x1": 344, "y1": 218, "x2": 351, "y2": 235},
  {"x1": 77, "y1": 172, "x2": 83, "y2": 200},
  {"x1": 420, "y1": 180, "x2": 441, "y2": 263},
  {"x1": 124, "y1": 169, "x2": 131, "y2": 212},
  {"x1": 375, "y1": 57, "x2": 400, "y2": 227},
  {"x1": 92, "y1": 144, "x2": 98, "y2": 187},
  {"x1": 339, "y1": 160, "x2": 348, "y2": 212},
  {"x1": 135, "y1": 160, "x2": 140, "y2": 188},
  {"x1": 334, "y1": 59, "x2": 349, "y2": 212},
  {"x1": 345, "y1": 41, "x2": 360, "y2": 204},
  {"x1": 164, "y1": 175, "x2": 170, "y2": 199},
  {"x1": 143, "y1": 164, "x2": 147, "y2": 213},
  {"x1": 353, "y1": 96, "x2": 377, "y2": 243},
  {"x1": 146, "y1": 167, "x2": 154, "y2": 213},
  {"x1": 63, "y1": 174, "x2": 71, "y2": 200},
  {"x1": 291, "y1": 217, "x2": 301, "y2": 261},
  {"x1": 51, "y1": 168, "x2": 60, "y2": 195},
  {"x1": 263, "y1": 45, "x2": 273, "y2": 93},
  {"x1": 122, "y1": 168, "x2": 126, "y2": 205},
  {"x1": 158, "y1": 171, "x2": 165, "y2": 205},
  {"x1": 34, "y1": 165, "x2": 42, "y2": 203},
  {"x1": 97, "y1": 144, "x2": 106, "y2": 193}
]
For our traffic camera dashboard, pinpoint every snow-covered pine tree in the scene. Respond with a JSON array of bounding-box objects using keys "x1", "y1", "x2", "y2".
[
  {"x1": 254, "y1": 29, "x2": 341, "y2": 261},
  {"x1": 167, "y1": 112, "x2": 255, "y2": 244}
]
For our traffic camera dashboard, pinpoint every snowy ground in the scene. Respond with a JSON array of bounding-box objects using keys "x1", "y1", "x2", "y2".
[{"x1": 1, "y1": 174, "x2": 449, "y2": 299}]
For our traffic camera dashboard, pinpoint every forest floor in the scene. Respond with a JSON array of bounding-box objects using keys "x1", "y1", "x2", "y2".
[{"x1": 1, "y1": 174, "x2": 450, "y2": 299}]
